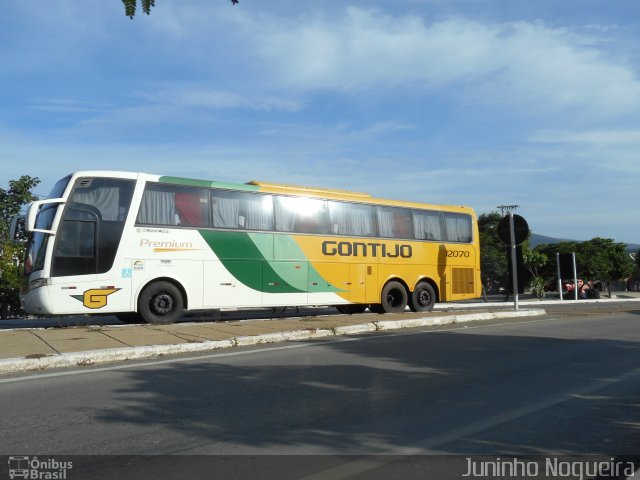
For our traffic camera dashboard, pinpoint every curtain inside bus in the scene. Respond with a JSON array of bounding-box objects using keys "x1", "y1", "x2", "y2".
[{"x1": 52, "y1": 178, "x2": 135, "y2": 277}]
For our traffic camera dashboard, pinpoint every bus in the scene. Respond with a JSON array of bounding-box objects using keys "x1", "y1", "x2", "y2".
[{"x1": 21, "y1": 171, "x2": 481, "y2": 324}]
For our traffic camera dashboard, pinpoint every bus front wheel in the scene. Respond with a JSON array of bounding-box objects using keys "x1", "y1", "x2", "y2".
[
  {"x1": 409, "y1": 282, "x2": 436, "y2": 312},
  {"x1": 380, "y1": 281, "x2": 408, "y2": 313},
  {"x1": 138, "y1": 281, "x2": 184, "y2": 324}
]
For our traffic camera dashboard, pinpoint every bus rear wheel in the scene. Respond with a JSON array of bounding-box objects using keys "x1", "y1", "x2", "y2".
[
  {"x1": 138, "y1": 281, "x2": 184, "y2": 324},
  {"x1": 409, "y1": 282, "x2": 436, "y2": 312},
  {"x1": 380, "y1": 281, "x2": 408, "y2": 313},
  {"x1": 336, "y1": 304, "x2": 367, "y2": 314}
]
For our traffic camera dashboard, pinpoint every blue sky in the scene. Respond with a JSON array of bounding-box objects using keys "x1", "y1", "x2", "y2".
[{"x1": 1, "y1": 1, "x2": 638, "y2": 243}]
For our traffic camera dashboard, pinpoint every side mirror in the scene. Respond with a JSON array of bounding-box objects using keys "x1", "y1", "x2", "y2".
[
  {"x1": 9, "y1": 215, "x2": 26, "y2": 243},
  {"x1": 25, "y1": 198, "x2": 66, "y2": 234}
]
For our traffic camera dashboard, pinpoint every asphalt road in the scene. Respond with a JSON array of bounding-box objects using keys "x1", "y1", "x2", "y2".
[{"x1": 2, "y1": 304, "x2": 640, "y2": 479}]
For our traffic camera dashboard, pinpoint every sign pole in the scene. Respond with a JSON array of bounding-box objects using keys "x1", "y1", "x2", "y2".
[
  {"x1": 556, "y1": 253, "x2": 563, "y2": 301},
  {"x1": 572, "y1": 252, "x2": 578, "y2": 301},
  {"x1": 509, "y1": 212, "x2": 519, "y2": 311},
  {"x1": 497, "y1": 211, "x2": 528, "y2": 310}
]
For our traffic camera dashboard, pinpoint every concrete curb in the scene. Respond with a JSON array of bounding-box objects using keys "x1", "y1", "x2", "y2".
[{"x1": 0, "y1": 309, "x2": 546, "y2": 374}]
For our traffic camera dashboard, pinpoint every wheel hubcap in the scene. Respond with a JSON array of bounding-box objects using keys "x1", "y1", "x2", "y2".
[
  {"x1": 152, "y1": 293, "x2": 174, "y2": 315},
  {"x1": 418, "y1": 290, "x2": 431, "y2": 306}
]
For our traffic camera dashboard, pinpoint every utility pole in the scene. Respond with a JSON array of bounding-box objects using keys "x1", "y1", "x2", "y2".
[
  {"x1": 497, "y1": 204, "x2": 519, "y2": 217},
  {"x1": 497, "y1": 205, "x2": 526, "y2": 311}
]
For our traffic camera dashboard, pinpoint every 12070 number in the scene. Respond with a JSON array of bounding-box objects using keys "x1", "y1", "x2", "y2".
[{"x1": 446, "y1": 250, "x2": 470, "y2": 258}]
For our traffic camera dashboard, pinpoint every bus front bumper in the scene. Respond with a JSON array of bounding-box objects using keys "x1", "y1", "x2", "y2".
[{"x1": 20, "y1": 283, "x2": 53, "y2": 315}]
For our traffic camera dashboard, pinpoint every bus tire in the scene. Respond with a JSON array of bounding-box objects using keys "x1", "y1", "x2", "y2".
[
  {"x1": 336, "y1": 304, "x2": 367, "y2": 314},
  {"x1": 138, "y1": 281, "x2": 184, "y2": 324},
  {"x1": 409, "y1": 282, "x2": 436, "y2": 312},
  {"x1": 380, "y1": 281, "x2": 408, "y2": 313},
  {"x1": 116, "y1": 313, "x2": 142, "y2": 324}
]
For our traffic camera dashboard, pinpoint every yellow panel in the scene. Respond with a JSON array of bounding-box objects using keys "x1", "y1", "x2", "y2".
[{"x1": 452, "y1": 267, "x2": 475, "y2": 294}]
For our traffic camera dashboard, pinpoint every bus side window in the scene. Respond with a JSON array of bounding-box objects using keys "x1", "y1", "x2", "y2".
[
  {"x1": 328, "y1": 201, "x2": 377, "y2": 237},
  {"x1": 138, "y1": 184, "x2": 209, "y2": 227},
  {"x1": 444, "y1": 213, "x2": 472, "y2": 243},
  {"x1": 377, "y1": 206, "x2": 413, "y2": 239},
  {"x1": 175, "y1": 192, "x2": 208, "y2": 227},
  {"x1": 413, "y1": 210, "x2": 444, "y2": 241},
  {"x1": 274, "y1": 196, "x2": 329, "y2": 234},
  {"x1": 212, "y1": 190, "x2": 273, "y2": 231}
]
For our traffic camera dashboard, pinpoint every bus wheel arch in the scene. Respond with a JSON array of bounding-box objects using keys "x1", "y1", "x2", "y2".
[
  {"x1": 409, "y1": 279, "x2": 437, "y2": 312},
  {"x1": 378, "y1": 279, "x2": 409, "y2": 314},
  {"x1": 137, "y1": 278, "x2": 187, "y2": 324}
]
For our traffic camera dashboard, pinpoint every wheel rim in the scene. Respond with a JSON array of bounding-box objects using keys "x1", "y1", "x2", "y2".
[
  {"x1": 151, "y1": 292, "x2": 174, "y2": 316},
  {"x1": 417, "y1": 289, "x2": 431, "y2": 306}
]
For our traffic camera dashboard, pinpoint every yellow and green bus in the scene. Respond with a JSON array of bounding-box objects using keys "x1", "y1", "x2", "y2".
[{"x1": 21, "y1": 171, "x2": 481, "y2": 324}]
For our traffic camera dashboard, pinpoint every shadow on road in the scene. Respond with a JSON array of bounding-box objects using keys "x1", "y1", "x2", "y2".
[{"x1": 88, "y1": 324, "x2": 640, "y2": 455}]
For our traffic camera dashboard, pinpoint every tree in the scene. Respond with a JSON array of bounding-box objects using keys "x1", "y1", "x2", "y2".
[
  {"x1": 522, "y1": 246, "x2": 547, "y2": 299},
  {"x1": 578, "y1": 238, "x2": 634, "y2": 296},
  {"x1": 122, "y1": 0, "x2": 238, "y2": 18},
  {"x1": 535, "y1": 241, "x2": 580, "y2": 280},
  {"x1": 535, "y1": 238, "x2": 634, "y2": 297},
  {"x1": 478, "y1": 212, "x2": 508, "y2": 295},
  {"x1": 0, "y1": 176, "x2": 40, "y2": 319}
]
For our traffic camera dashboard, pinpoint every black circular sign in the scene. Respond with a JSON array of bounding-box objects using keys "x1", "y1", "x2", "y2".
[{"x1": 498, "y1": 214, "x2": 529, "y2": 245}]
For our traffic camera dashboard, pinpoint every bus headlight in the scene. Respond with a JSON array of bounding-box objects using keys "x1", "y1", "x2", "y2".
[{"x1": 28, "y1": 278, "x2": 49, "y2": 292}]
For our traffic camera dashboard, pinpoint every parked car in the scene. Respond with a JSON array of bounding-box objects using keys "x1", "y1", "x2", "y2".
[
  {"x1": 544, "y1": 278, "x2": 574, "y2": 293},
  {"x1": 544, "y1": 278, "x2": 600, "y2": 299}
]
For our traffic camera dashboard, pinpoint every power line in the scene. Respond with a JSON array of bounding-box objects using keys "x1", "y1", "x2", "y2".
[{"x1": 497, "y1": 204, "x2": 519, "y2": 217}]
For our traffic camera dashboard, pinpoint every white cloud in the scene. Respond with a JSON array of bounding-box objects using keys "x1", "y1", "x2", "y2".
[
  {"x1": 250, "y1": 8, "x2": 640, "y2": 119},
  {"x1": 141, "y1": 89, "x2": 305, "y2": 112},
  {"x1": 532, "y1": 129, "x2": 640, "y2": 146},
  {"x1": 28, "y1": 99, "x2": 116, "y2": 114}
]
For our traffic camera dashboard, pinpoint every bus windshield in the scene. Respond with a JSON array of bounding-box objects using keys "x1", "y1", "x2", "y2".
[
  {"x1": 51, "y1": 177, "x2": 135, "y2": 277},
  {"x1": 25, "y1": 176, "x2": 71, "y2": 275}
]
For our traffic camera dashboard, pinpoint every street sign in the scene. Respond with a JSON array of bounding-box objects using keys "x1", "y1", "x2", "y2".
[{"x1": 498, "y1": 214, "x2": 529, "y2": 245}]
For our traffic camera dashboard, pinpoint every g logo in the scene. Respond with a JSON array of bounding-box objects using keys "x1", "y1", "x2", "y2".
[{"x1": 72, "y1": 288, "x2": 120, "y2": 309}]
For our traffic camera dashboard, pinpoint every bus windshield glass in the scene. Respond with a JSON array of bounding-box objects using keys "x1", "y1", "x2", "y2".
[
  {"x1": 25, "y1": 176, "x2": 71, "y2": 275},
  {"x1": 52, "y1": 177, "x2": 135, "y2": 277}
]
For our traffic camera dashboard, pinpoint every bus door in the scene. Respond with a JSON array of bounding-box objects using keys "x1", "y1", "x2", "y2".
[
  {"x1": 349, "y1": 263, "x2": 378, "y2": 304},
  {"x1": 48, "y1": 177, "x2": 135, "y2": 314}
]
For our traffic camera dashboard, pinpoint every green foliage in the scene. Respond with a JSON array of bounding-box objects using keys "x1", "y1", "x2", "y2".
[
  {"x1": 480, "y1": 211, "x2": 633, "y2": 297},
  {"x1": 0, "y1": 175, "x2": 40, "y2": 319},
  {"x1": 522, "y1": 246, "x2": 548, "y2": 299},
  {"x1": 0, "y1": 242, "x2": 26, "y2": 318},
  {"x1": 0, "y1": 176, "x2": 40, "y2": 240},
  {"x1": 529, "y1": 276, "x2": 546, "y2": 300},
  {"x1": 522, "y1": 246, "x2": 547, "y2": 278},
  {"x1": 122, "y1": 0, "x2": 238, "y2": 18},
  {"x1": 535, "y1": 238, "x2": 634, "y2": 284}
]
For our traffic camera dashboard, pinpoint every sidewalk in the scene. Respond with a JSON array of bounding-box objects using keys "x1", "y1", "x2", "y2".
[{"x1": 0, "y1": 306, "x2": 549, "y2": 375}]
